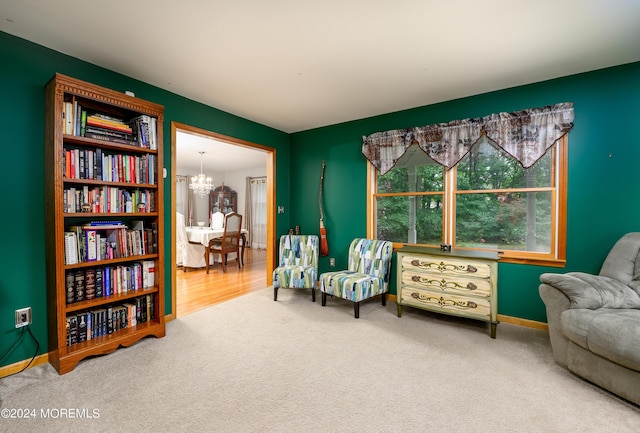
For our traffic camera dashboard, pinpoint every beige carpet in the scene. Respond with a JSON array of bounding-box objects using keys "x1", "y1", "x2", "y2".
[{"x1": 1, "y1": 287, "x2": 639, "y2": 433}]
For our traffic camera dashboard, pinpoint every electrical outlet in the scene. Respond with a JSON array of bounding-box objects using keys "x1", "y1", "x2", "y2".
[
  {"x1": 329, "y1": 257, "x2": 335, "y2": 267},
  {"x1": 15, "y1": 307, "x2": 32, "y2": 328}
]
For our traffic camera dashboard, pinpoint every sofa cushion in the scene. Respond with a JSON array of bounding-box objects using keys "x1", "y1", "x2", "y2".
[
  {"x1": 587, "y1": 310, "x2": 640, "y2": 373},
  {"x1": 599, "y1": 232, "x2": 640, "y2": 283},
  {"x1": 540, "y1": 272, "x2": 640, "y2": 309},
  {"x1": 560, "y1": 309, "x2": 614, "y2": 349},
  {"x1": 561, "y1": 308, "x2": 640, "y2": 373}
]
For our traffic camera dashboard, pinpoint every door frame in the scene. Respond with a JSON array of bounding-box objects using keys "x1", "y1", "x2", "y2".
[{"x1": 169, "y1": 121, "x2": 276, "y2": 319}]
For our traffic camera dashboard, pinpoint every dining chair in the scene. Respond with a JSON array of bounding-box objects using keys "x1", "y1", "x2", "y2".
[
  {"x1": 211, "y1": 211, "x2": 224, "y2": 229},
  {"x1": 205, "y1": 212, "x2": 243, "y2": 273}
]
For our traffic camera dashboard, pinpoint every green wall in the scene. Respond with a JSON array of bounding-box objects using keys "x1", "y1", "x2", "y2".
[
  {"x1": 0, "y1": 32, "x2": 291, "y2": 368},
  {"x1": 290, "y1": 61, "x2": 640, "y2": 322}
]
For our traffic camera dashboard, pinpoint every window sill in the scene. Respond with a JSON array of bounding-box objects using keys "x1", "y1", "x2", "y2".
[{"x1": 497, "y1": 255, "x2": 566, "y2": 267}]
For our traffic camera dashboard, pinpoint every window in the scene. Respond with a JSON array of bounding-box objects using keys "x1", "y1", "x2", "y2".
[{"x1": 368, "y1": 135, "x2": 567, "y2": 266}]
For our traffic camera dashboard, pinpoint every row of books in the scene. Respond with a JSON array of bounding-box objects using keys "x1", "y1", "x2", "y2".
[
  {"x1": 63, "y1": 222, "x2": 157, "y2": 265},
  {"x1": 64, "y1": 186, "x2": 155, "y2": 214},
  {"x1": 63, "y1": 147, "x2": 157, "y2": 184},
  {"x1": 66, "y1": 294, "x2": 156, "y2": 346},
  {"x1": 65, "y1": 260, "x2": 155, "y2": 304},
  {"x1": 64, "y1": 101, "x2": 158, "y2": 150}
]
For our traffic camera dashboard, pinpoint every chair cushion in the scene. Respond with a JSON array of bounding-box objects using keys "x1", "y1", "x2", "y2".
[
  {"x1": 319, "y1": 271, "x2": 386, "y2": 302},
  {"x1": 273, "y1": 265, "x2": 317, "y2": 289}
]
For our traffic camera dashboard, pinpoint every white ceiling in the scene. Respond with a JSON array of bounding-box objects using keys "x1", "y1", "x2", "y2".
[{"x1": 2, "y1": 0, "x2": 640, "y2": 138}]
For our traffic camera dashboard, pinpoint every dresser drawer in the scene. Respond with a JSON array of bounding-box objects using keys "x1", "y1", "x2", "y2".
[
  {"x1": 401, "y1": 255, "x2": 492, "y2": 279},
  {"x1": 401, "y1": 270, "x2": 492, "y2": 297},
  {"x1": 400, "y1": 287, "x2": 491, "y2": 319}
]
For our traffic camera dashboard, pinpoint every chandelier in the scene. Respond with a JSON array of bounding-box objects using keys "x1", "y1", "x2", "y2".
[{"x1": 189, "y1": 151, "x2": 214, "y2": 197}]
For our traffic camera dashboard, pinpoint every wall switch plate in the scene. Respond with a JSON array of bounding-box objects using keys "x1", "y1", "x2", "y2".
[
  {"x1": 329, "y1": 258, "x2": 335, "y2": 267},
  {"x1": 277, "y1": 206, "x2": 285, "y2": 214},
  {"x1": 15, "y1": 307, "x2": 32, "y2": 328}
]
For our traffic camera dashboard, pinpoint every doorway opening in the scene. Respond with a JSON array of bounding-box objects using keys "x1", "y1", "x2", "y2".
[{"x1": 170, "y1": 121, "x2": 276, "y2": 318}]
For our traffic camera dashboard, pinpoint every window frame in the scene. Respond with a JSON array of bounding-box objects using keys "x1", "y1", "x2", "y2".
[{"x1": 367, "y1": 136, "x2": 567, "y2": 267}]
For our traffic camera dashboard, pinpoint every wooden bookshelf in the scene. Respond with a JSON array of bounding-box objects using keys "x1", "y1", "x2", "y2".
[{"x1": 45, "y1": 73, "x2": 165, "y2": 374}]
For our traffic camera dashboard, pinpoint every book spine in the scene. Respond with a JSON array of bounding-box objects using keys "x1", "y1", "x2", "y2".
[
  {"x1": 74, "y1": 270, "x2": 85, "y2": 302},
  {"x1": 85, "y1": 269, "x2": 96, "y2": 300},
  {"x1": 65, "y1": 271, "x2": 75, "y2": 304}
]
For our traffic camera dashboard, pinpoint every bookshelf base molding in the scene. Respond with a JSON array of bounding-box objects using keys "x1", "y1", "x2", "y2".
[{"x1": 50, "y1": 322, "x2": 165, "y2": 374}]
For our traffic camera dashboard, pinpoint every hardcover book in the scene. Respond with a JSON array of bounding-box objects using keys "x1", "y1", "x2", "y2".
[
  {"x1": 85, "y1": 229, "x2": 98, "y2": 261},
  {"x1": 95, "y1": 268, "x2": 103, "y2": 298},
  {"x1": 85, "y1": 269, "x2": 96, "y2": 300},
  {"x1": 74, "y1": 270, "x2": 85, "y2": 302},
  {"x1": 67, "y1": 315, "x2": 78, "y2": 346},
  {"x1": 65, "y1": 271, "x2": 75, "y2": 304},
  {"x1": 77, "y1": 313, "x2": 87, "y2": 343}
]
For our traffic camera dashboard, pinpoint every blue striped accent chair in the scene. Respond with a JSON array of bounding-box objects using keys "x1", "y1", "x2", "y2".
[
  {"x1": 319, "y1": 238, "x2": 393, "y2": 318},
  {"x1": 273, "y1": 235, "x2": 319, "y2": 302}
]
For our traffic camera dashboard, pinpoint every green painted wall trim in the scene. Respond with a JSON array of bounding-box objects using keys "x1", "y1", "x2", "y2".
[
  {"x1": 0, "y1": 31, "x2": 291, "y2": 368},
  {"x1": 290, "y1": 61, "x2": 640, "y2": 323}
]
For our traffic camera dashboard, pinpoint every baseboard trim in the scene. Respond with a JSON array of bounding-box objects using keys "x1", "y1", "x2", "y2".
[
  {"x1": 0, "y1": 353, "x2": 49, "y2": 379},
  {"x1": 497, "y1": 314, "x2": 548, "y2": 331}
]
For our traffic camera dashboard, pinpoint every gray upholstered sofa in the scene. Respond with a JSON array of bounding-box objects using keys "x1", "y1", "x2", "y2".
[{"x1": 539, "y1": 232, "x2": 640, "y2": 406}]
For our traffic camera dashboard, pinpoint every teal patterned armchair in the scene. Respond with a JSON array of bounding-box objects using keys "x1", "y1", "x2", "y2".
[
  {"x1": 273, "y1": 235, "x2": 319, "y2": 302},
  {"x1": 320, "y1": 238, "x2": 393, "y2": 318}
]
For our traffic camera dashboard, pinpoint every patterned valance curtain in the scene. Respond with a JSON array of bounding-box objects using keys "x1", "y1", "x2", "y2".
[{"x1": 362, "y1": 102, "x2": 574, "y2": 175}]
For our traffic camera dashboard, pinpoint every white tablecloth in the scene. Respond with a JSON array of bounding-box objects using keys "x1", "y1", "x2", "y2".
[{"x1": 186, "y1": 227, "x2": 248, "y2": 246}]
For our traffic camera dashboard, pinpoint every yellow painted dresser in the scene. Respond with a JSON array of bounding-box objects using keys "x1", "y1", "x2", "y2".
[{"x1": 396, "y1": 248, "x2": 499, "y2": 338}]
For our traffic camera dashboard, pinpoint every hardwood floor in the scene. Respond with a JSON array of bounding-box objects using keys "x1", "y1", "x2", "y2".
[{"x1": 176, "y1": 248, "x2": 268, "y2": 317}]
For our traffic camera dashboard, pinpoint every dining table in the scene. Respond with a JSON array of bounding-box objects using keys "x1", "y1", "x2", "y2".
[{"x1": 186, "y1": 226, "x2": 249, "y2": 266}]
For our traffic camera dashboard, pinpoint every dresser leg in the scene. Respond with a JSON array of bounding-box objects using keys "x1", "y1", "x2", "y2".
[
  {"x1": 490, "y1": 322, "x2": 497, "y2": 339},
  {"x1": 397, "y1": 304, "x2": 403, "y2": 317}
]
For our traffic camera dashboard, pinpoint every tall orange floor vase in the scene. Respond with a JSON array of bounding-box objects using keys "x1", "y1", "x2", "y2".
[{"x1": 319, "y1": 160, "x2": 329, "y2": 256}]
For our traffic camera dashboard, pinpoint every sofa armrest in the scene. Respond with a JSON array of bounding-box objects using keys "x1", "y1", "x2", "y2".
[
  {"x1": 539, "y1": 272, "x2": 640, "y2": 310},
  {"x1": 539, "y1": 283, "x2": 571, "y2": 366}
]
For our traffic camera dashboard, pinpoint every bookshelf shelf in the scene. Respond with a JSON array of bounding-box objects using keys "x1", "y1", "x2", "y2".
[
  {"x1": 65, "y1": 286, "x2": 159, "y2": 313},
  {"x1": 63, "y1": 178, "x2": 158, "y2": 189},
  {"x1": 64, "y1": 212, "x2": 159, "y2": 218},
  {"x1": 45, "y1": 73, "x2": 165, "y2": 374},
  {"x1": 63, "y1": 134, "x2": 159, "y2": 154},
  {"x1": 63, "y1": 254, "x2": 159, "y2": 270}
]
